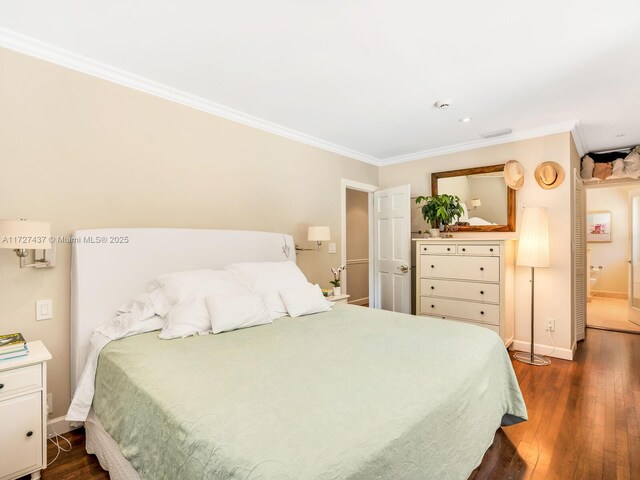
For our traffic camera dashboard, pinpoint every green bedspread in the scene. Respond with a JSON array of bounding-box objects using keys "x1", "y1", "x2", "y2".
[{"x1": 93, "y1": 304, "x2": 527, "y2": 480}]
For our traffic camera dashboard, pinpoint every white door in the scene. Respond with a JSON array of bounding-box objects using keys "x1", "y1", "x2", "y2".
[
  {"x1": 374, "y1": 185, "x2": 411, "y2": 313},
  {"x1": 628, "y1": 189, "x2": 640, "y2": 326}
]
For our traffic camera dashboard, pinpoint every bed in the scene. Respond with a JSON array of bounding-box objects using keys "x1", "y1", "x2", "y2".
[{"x1": 68, "y1": 228, "x2": 527, "y2": 480}]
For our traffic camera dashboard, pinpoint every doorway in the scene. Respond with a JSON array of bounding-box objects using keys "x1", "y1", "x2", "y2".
[
  {"x1": 585, "y1": 182, "x2": 640, "y2": 333},
  {"x1": 345, "y1": 188, "x2": 371, "y2": 306}
]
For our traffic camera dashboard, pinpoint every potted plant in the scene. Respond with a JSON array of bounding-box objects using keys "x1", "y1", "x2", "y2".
[
  {"x1": 415, "y1": 194, "x2": 464, "y2": 237},
  {"x1": 330, "y1": 266, "x2": 346, "y2": 296}
]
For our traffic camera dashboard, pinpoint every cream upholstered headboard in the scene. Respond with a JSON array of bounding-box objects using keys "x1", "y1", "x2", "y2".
[{"x1": 70, "y1": 228, "x2": 296, "y2": 392}]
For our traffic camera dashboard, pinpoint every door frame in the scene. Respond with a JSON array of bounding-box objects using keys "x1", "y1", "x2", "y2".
[{"x1": 341, "y1": 179, "x2": 378, "y2": 307}]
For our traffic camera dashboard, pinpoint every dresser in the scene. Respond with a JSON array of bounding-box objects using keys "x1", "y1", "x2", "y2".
[
  {"x1": 415, "y1": 239, "x2": 515, "y2": 345},
  {"x1": 0, "y1": 341, "x2": 51, "y2": 480}
]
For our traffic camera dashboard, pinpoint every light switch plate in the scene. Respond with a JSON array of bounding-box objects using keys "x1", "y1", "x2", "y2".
[
  {"x1": 36, "y1": 299, "x2": 53, "y2": 321},
  {"x1": 328, "y1": 242, "x2": 337, "y2": 254}
]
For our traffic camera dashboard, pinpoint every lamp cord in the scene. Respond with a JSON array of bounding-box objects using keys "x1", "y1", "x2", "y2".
[{"x1": 47, "y1": 425, "x2": 72, "y2": 467}]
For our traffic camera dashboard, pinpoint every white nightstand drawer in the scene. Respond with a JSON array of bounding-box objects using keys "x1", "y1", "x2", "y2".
[
  {"x1": 457, "y1": 244, "x2": 500, "y2": 256},
  {"x1": 0, "y1": 392, "x2": 42, "y2": 478},
  {"x1": 0, "y1": 364, "x2": 42, "y2": 399},
  {"x1": 420, "y1": 255, "x2": 500, "y2": 282},
  {"x1": 420, "y1": 243, "x2": 456, "y2": 255},
  {"x1": 420, "y1": 279, "x2": 500, "y2": 303},
  {"x1": 421, "y1": 297, "x2": 500, "y2": 325}
]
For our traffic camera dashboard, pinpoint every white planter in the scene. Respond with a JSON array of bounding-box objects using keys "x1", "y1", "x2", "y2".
[
  {"x1": 429, "y1": 228, "x2": 440, "y2": 238},
  {"x1": 333, "y1": 287, "x2": 341, "y2": 296}
]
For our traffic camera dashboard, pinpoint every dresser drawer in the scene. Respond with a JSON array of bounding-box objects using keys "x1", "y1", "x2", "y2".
[
  {"x1": 420, "y1": 255, "x2": 500, "y2": 282},
  {"x1": 420, "y1": 279, "x2": 500, "y2": 303},
  {"x1": 420, "y1": 297, "x2": 500, "y2": 325},
  {"x1": 419, "y1": 243, "x2": 457, "y2": 255},
  {"x1": 457, "y1": 244, "x2": 500, "y2": 256},
  {"x1": 0, "y1": 365, "x2": 42, "y2": 399}
]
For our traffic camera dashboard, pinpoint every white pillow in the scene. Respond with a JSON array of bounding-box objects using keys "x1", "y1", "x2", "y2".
[
  {"x1": 225, "y1": 261, "x2": 309, "y2": 319},
  {"x1": 279, "y1": 284, "x2": 332, "y2": 318},
  {"x1": 581, "y1": 155, "x2": 595, "y2": 180},
  {"x1": 205, "y1": 293, "x2": 272, "y2": 334},
  {"x1": 159, "y1": 299, "x2": 211, "y2": 339},
  {"x1": 150, "y1": 269, "x2": 249, "y2": 305}
]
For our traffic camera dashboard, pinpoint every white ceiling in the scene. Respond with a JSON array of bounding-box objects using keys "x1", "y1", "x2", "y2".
[{"x1": 1, "y1": 0, "x2": 639, "y2": 165}]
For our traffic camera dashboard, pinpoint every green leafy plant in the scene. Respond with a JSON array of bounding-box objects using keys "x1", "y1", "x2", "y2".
[{"x1": 415, "y1": 194, "x2": 464, "y2": 228}]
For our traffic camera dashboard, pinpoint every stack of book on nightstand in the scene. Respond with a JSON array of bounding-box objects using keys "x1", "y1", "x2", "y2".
[{"x1": 0, "y1": 332, "x2": 29, "y2": 361}]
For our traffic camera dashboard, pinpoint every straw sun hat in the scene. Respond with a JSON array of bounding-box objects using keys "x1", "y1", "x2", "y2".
[
  {"x1": 503, "y1": 160, "x2": 525, "y2": 190},
  {"x1": 534, "y1": 161, "x2": 565, "y2": 189}
]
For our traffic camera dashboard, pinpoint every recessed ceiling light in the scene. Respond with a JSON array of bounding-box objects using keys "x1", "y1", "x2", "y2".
[
  {"x1": 459, "y1": 117, "x2": 472, "y2": 123},
  {"x1": 434, "y1": 99, "x2": 453, "y2": 109}
]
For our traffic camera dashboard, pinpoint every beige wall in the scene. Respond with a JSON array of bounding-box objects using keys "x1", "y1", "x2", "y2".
[
  {"x1": 0, "y1": 48, "x2": 378, "y2": 417},
  {"x1": 587, "y1": 184, "x2": 637, "y2": 295},
  {"x1": 345, "y1": 189, "x2": 369, "y2": 303},
  {"x1": 380, "y1": 132, "x2": 576, "y2": 359}
]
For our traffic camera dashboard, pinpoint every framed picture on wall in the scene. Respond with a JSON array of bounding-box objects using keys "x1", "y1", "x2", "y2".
[{"x1": 587, "y1": 211, "x2": 612, "y2": 242}]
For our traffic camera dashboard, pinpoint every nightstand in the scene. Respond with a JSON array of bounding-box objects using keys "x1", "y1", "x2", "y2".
[
  {"x1": 0, "y1": 341, "x2": 51, "y2": 480},
  {"x1": 331, "y1": 294, "x2": 350, "y2": 305}
]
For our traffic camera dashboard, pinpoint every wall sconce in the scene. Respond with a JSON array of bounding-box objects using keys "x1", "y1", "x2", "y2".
[
  {"x1": 296, "y1": 226, "x2": 330, "y2": 252},
  {"x1": 0, "y1": 219, "x2": 54, "y2": 268},
  {"x1": 471, "y1": 198, "x2": 482, "y2": 210}
]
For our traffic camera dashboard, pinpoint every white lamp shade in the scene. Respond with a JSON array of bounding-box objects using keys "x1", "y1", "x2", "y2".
[
  {"x1": 0, "y1": 220, "x2": 52, "y2": 249},
  {"x1": 517, "y1": 207, "x2": 549, "y2": 268},
  {"x1": 308, "y1": 226, "x2": 331, "y2": 242},
  {"x1": 471, "y1": 198, "x2": 482, "y2": 208}
]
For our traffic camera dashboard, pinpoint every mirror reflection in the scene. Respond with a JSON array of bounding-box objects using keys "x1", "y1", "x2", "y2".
[{"x1": 437, "y1": 172, "x2": 508, "y2": 226}]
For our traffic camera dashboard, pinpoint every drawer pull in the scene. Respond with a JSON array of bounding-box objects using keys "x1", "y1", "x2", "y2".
[
  {"x1": 480, "y1": 290, "x2": 485, "y2": 295},
  {"x1": 430, "y1": 286, "x2": 435, "y2": 290},
  {"x1": 480, "y1": 267, "x2": 484, "y2": 271},
  {"x1": 462, "y1": 248, "x2": 466, "y2": 252},
  {"x1": 0, "y1": 383, "x2": 4, "y2": 389},
  {"x1": 447, "y1": 247, "x2": 451, "y2": 251},
  {"x1": 480, "y1": 311, "x2": 485, "y2": 315},
  {"x1": 431, "y1": 265, "x2": 435, "y2": 268},
  {"x1": 490, "y1": 248, "x2": 494, "y2": 252},
  {"x1": 431, "y1": 304, "x2": 435, "y2": 308},
  {"x1": 26, "y1": 431, "x2": 33, "y2": 437}
]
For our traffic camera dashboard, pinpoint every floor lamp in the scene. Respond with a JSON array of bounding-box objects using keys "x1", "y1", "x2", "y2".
[{"x1": 514, "y1": 207, "x2": 551, "y2": 366}]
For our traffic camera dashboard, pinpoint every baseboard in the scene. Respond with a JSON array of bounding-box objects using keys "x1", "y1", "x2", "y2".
[
  {"x1": 591, "y1": 290, "x2": 628, "y2": 300},
  {"x1": 47, "y1": 415, "x2": 80, "y2": 436},
  {"x1": 348, "y1": 296, "x2": 369, "y2": 306},
  {"x1": 510, "y1": 340, "x2": 574, "y2": 361}
]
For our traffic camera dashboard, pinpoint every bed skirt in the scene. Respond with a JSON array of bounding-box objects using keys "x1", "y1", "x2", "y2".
[{"x1": 85, "y1": 409, "x2": 140, "y2": 480}]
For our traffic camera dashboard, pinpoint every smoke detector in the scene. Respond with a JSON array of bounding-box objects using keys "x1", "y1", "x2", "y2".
[{"x1": 434, "y1": 99, "x2": 453, "y2": 109}]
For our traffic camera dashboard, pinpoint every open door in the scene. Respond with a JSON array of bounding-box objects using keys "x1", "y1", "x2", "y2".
[
  {"x1": 374, "y1": 185, "x2": 411, "y2": 313},
  {"x1": 628, "y1": 189, "x2": 640, "y2": 326}
]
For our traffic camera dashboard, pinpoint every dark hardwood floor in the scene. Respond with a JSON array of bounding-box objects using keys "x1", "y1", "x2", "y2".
[{"x1": 38, "y1": 328, "x2": 639, "y2": 479}]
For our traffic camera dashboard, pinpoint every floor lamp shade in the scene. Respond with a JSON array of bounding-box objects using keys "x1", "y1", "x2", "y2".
[
  {"x1": 514, "y1": 207, "x2": 551, "y2": 366},
  {"x1": 517, "y1": 207, "x2": 549, "y2": 268}
]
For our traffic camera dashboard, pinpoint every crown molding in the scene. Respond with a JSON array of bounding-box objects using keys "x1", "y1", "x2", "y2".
[
  {"x1": 0, "y1": 28, "x2": 382, "y2": 166},
  {"x1": 379, "y1": 121, "x2": 580, "y2": 166},
  {"x1": 0, "y1": 28, "x2": 584, "y2": 169},
  {"x1": 570, "y1": 122, "x2": 588, "y2": 157}
]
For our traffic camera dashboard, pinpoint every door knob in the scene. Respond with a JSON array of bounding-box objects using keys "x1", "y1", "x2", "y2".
[{"x1": 399, "y1": 264, "x2": 409, "y2": 273}]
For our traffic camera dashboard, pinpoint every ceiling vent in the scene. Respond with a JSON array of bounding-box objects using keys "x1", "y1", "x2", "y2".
[{"x1": 480, "y1": 128, "x2": 513, "y2": 139}]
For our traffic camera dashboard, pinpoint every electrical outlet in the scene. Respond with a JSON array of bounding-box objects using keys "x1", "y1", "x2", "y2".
[
  {"x1": 546, "y1": 318, "x2": 555, "y2": 332},
  {"x1": 47, "y1": 393, "x2": 53, "y2": 415}
]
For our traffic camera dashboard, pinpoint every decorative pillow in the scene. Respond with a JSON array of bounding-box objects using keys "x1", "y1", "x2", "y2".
[
  {"x1": 611, "y1": 159, "x2": 625, "y2": 178},
  {"x1": 592, "y1": 162, "x2": 612, "y2": 180},
  {"x1": 279, "y1": 284, "x2": 333, "y2": 318},
  {"x1": 580, "y1": 155, "x2": 594, "y2": 180},
  {"x1": 205, "y1": 293, "x2": 272, "y2": 334},
  {"x1": 150, "y1": 269, "x2": 249, "y2": 305},
  {"x1": 225, "y1": 261, "x2": 310, "y2": 319},
  {"x1": 159, "y1": 299, "x2": 211, "y2": 339},
  {"x1": 624, "y1": 151, "x2": 640, "y2": 179}
]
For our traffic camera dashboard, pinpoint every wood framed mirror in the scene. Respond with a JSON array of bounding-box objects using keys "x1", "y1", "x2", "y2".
[{"x1": 431, "y1": 164, "x2": 516, "y2": 232}]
